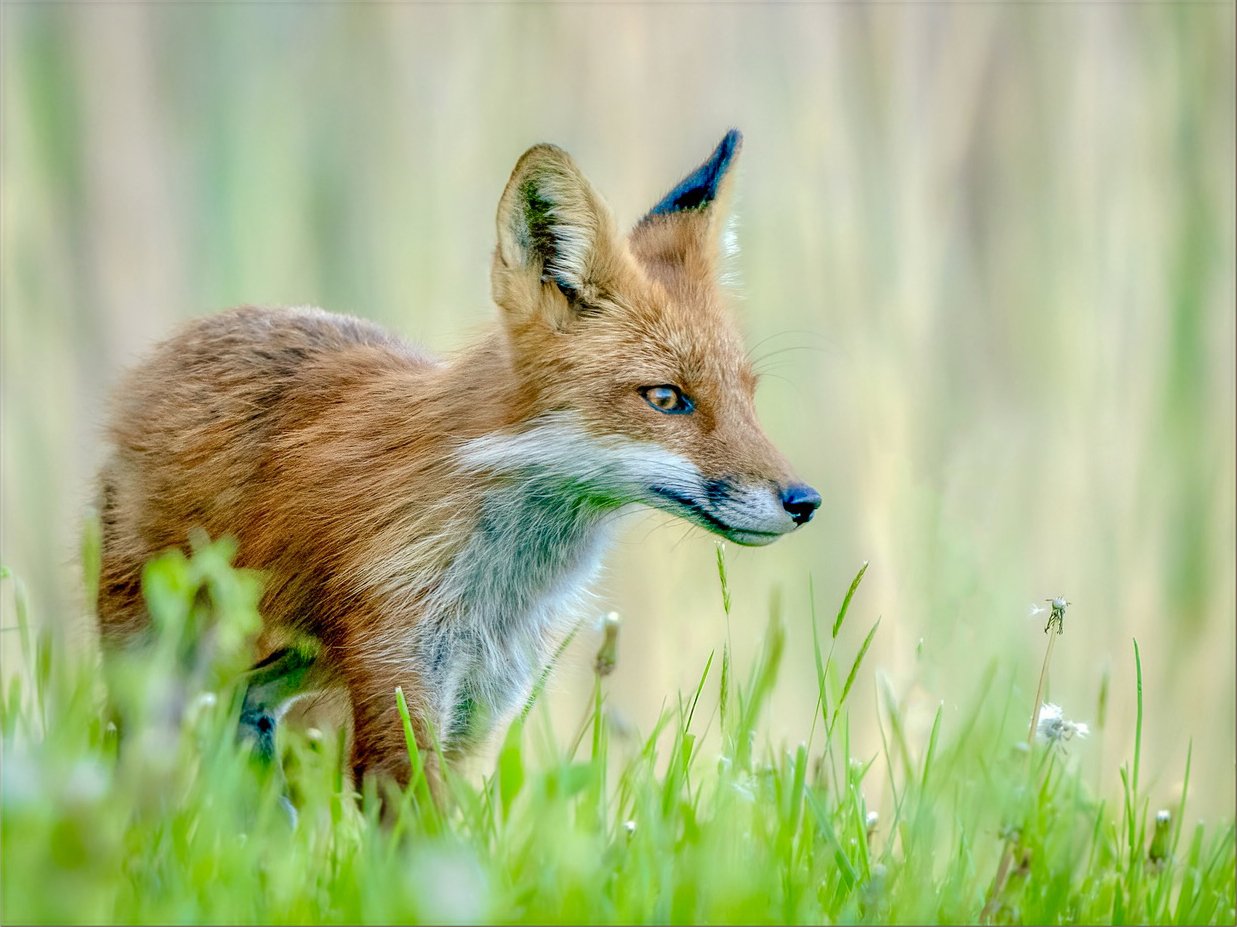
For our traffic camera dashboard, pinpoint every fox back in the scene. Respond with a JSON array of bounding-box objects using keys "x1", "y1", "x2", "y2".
[{"x1": 97, "y1": 130, "x2": 820, "y2": 790}]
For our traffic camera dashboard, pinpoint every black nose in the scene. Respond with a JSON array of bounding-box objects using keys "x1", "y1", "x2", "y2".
[{"x1": 781, "y1": 483, "x2": 821, "y2": 526}]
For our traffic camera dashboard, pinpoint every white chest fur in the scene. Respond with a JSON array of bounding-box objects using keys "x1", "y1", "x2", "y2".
[{"x1": 417, "y1": 479, "x2": 617, "y2": 747}]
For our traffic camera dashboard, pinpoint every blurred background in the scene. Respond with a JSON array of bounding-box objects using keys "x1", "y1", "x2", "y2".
[{"x1": 3, "y1": 4, "x2": 1233, "y2": 817}]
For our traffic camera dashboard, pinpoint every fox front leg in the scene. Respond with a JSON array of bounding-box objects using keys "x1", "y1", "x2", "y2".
[
  {"x1": 237, "y1": 645, "x2": 322, "y2": 825},
  {"x1": 345, "y1": 663, "x2": 447, "y2": 821}
]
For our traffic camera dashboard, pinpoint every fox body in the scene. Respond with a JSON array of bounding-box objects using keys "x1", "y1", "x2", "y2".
[{"x1": 97, "y1": 131, "x2": 820, "y2": 790}]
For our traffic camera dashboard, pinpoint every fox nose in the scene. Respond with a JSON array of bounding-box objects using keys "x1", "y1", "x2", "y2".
[{"x1": 780, "y1": 483, "x2": 821, "y2": 526}]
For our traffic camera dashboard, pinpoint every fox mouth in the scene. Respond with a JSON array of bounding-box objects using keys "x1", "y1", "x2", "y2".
[{"x1": 648, "y1": 484, "x2": 785, "y2": 546}]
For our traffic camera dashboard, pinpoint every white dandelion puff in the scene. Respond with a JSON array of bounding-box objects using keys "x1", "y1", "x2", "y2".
[{"x1": 1036, "y1": 703, "x2": 1090, "y2": 747}]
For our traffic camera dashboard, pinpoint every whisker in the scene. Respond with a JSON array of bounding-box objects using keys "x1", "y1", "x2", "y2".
[
  {"x1": 750, "y1": 343, "x2": 830, "y2": 368},
  {"x1": 753, "y1": 372, "x2": 803, "y2": 397},
  {"x1": 744, "y1": 329, "x2": 832, "y2": 362}
]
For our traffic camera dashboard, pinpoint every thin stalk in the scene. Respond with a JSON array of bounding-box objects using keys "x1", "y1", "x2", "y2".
[
  {"x1": 981, "y1": 598, "x2": 1066, "y2": 922},
  {"x1": 1026, "y1": 629, "x2": 1059, "y2": 752}
]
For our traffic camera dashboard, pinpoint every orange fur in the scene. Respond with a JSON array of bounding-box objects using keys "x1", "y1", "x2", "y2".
[{"x1": 96, "y1": 131, "x2": 819, "y2": 792}]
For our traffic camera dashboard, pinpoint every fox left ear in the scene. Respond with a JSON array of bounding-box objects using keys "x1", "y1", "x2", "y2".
[
  {"x1": 493, "y1": 144, "x2": 619, "y2": 317},
  {"x1": 631, "y1": 129, "x2": 743, "y2": 274}
]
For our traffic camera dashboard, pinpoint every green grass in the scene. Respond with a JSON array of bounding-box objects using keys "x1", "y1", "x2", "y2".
[{"x1": 2, "y1": 539, "x2": 1232, "y2": 925}]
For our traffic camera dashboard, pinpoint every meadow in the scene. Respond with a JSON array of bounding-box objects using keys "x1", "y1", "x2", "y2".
[
  {"x1": 2, "y1": 536, "x2": 1233, "y2": 924},
  {"x1": 2, "y1": 3, "x2": 1234, "y2": 924}
]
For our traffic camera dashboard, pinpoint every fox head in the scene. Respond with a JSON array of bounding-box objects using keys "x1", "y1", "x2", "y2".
[{"x1": 480, "y1": 130, "x2": 819, "y2": 546}]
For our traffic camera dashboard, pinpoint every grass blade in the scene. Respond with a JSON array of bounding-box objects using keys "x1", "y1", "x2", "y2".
[
  {"x1": 832, "y1": 561, "x2": 868, "y2": 640},
  {"x1": 829, "y1": 617, "x2": 880, "y2": 734}
]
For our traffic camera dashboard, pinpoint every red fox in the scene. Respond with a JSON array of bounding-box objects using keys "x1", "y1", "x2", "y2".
[{"x1": 96, "y1": 130, "x2": 820, "y2": 794}]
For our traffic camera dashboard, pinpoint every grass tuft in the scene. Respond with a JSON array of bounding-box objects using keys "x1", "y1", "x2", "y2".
[{"x1": 0, "y1": 542, "x2": 1232, "y2": 924}]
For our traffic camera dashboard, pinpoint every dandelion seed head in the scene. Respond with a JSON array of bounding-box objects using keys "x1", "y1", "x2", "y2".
[{"x1": 1036, "y1": 703, "x2": 1090, "y2": 747}]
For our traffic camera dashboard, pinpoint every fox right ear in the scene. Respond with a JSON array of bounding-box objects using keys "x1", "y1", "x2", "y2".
[
  {"x1": 644, "y1": 129, "x2": 741, "y2": 219},
  {"x1": 494, "y1": 145, "x2": 618, "y2": 311},
  {"x1": 630, "y1": 130, "x2": 743, "y2": 278}
]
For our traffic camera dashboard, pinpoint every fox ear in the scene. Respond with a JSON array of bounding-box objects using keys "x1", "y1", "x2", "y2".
[
  {"x1": 646, "y1": 129, "x2": 742, "y2": 218},
  {"x1": 631, "y1": 130, "x2": 742, "y2": 273},
  {"x1": 494, "y1": 144, "x2": 618, "y2": 309}
]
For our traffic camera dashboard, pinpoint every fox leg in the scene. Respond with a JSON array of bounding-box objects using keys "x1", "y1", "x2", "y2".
[
  {"x1": 346, "y1": 665, "x2": 443, "y2": 814},
  {"x1": 239, "y1": 645, "x2": 321, "y2": 755},
  {"x1": 238, "y1": 645, "x2": 323, "y2": 825}
]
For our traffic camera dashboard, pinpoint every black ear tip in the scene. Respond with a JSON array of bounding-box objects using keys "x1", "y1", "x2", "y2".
[
  {"x1": 706, "y1": 128, "x2": 742, "y2": 177},
  {"x1": 644, "y1": 129, "x2": 744, "y2": 219}
]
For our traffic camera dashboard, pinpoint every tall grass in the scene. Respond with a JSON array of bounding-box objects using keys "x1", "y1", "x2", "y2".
[{"x1": 1, "y1": 541, "x2": 1232, "y2": 924}]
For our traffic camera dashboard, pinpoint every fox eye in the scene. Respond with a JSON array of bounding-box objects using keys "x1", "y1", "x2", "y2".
[{"x1": 640, "y1": 385, "x2": 693, "y2": 415}]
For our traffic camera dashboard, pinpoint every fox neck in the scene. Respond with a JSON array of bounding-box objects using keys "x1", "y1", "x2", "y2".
[
  {"x1": 428, "y1": 476, "x2": 619, "y2": 744},
  {"x1": 393, "y1": 333, "x2": 624, "y2": 748}
]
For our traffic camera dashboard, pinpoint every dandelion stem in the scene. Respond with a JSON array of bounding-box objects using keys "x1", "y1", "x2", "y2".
[
  {"x1": 1027, "y1": 627, "x2": 1059, "y2": 753},
  {"x1": 982, "y1": 597, "x2": 1066, "y2": 922}
]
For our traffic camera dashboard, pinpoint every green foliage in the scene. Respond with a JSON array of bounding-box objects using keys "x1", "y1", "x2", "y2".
[{"x1": 0, "y1": 546, "x2": 1233, "y2": 925}]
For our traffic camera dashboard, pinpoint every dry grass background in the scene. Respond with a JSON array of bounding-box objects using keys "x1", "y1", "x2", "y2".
[{"x1": 3, "y1": 3, "x2": 1233, "y2": 818}]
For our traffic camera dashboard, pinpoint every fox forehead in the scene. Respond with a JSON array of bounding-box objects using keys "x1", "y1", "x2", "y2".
[{"x1": 580, "y1": 280, "x2": 757, "y2": 396}]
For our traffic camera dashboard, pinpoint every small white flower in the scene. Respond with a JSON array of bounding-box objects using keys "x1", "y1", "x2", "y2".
[
  {"x1": 1036, "y1": 703, "x2": 1090, "y2": 747},
  {"x1": 595, "y1": 611, "x2": 621, "y2": 632},
  {"x1": 622, "y1": 820, "x2": 637, "y2": 836}
]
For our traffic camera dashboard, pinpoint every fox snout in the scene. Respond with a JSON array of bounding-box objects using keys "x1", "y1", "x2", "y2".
[{"x1": 648, "y1": 471, "x2": 820, "y2": 547}]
